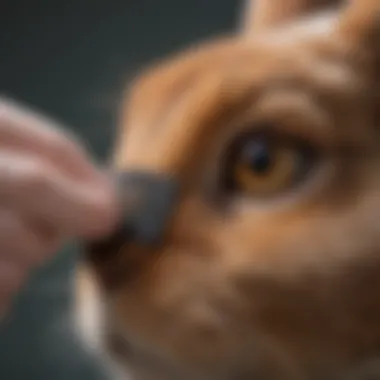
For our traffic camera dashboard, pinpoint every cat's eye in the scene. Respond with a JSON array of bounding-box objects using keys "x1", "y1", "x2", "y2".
[{"x1": 222, "y1": 132, "x2": 315, "y2": 197}]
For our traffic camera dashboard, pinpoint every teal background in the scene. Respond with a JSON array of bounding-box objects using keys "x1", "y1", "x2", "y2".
[{"x1": 0, "y1": 1, "x2": 239, "y2": 379}]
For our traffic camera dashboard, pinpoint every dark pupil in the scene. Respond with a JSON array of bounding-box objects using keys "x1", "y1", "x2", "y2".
[{"x1": 242, "y1": 139, "x2": 272, "y2": 174}]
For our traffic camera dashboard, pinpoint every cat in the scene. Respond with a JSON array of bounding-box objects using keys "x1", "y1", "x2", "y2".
[{"x1": 74, "y1": 0, "x2": 380, "y2": 379}]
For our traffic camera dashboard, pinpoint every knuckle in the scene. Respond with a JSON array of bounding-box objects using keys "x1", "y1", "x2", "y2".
[
  {"x1": 49, "y1": 132, "x2": 79, "y2": 157},
  {"x1": 19, "y1": 161, "x2": 49, "y2": 191},
  {"x1": 49, "y1": 133, "x2": 69, "y2": 152}
]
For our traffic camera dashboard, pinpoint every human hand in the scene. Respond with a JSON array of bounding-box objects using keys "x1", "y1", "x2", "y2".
[{"x1": 0, "y1": 97, "x2": 119, "y2": 314}]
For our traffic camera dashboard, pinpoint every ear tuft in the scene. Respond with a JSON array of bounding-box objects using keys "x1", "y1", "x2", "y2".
[
  {"x1": 239, "y1": 0, "x2": 338, "y2": 34},
  {"x1": 334, "y1": 0, "x2": 379, "y2": 76},
  {"x1": 336, "y1": 0, "x2": 379, "y2": 52}
]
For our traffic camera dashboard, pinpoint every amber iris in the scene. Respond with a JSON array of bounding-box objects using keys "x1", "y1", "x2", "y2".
[{"x1": 223, "y1": 133, "x2": 314, "y2": 197}]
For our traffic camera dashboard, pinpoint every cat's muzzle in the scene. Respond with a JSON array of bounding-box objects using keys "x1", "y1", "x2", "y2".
[{"x1": 82, "y1": 171, "x2": 179, "y2": 288}]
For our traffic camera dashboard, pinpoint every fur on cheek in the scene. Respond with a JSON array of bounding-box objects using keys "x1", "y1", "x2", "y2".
[
  {"x1": 73, "y1": 267, "x2": 134, "y2": 380},
  {"x1": 73, "y1": 266, "x2": 104, "y2": 355}
]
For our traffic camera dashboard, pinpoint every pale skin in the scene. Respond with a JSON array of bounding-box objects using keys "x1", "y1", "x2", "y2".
[{"x1": 0, "y1": 97, "x2": 120, "y2": 315}]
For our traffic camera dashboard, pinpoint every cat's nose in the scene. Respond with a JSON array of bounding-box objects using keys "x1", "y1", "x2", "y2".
[
  {"x1": 83, "y1": 171, "x2": 179, "y2": 271},
  {"x1": 113, "y1": 171, "x2": 179, "y2": 245}
]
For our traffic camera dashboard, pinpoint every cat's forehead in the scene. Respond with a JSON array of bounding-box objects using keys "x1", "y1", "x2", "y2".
[{"x1": 123, "y1": 31, "x2": 355, "y2": 136}]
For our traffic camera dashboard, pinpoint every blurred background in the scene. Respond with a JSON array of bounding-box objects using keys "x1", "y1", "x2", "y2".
[{"x1": 0, "y1": 1, "x2": 241, "y2": 379}]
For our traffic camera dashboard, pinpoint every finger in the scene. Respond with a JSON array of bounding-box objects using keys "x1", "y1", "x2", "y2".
[
  {"x1": 0, "y1": 97, "x2": 102, "y2": 181},
  {"x1": 0, "y1": 152, "x2": 119, "y2": 239},
  {"x1": 0, "y1": 209, "x2": 61, "y2": 266}
]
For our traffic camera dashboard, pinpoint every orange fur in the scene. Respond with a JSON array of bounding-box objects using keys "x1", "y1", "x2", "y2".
[{"x1": 75, "y1": 0, "x2": 380, "y2": 379}]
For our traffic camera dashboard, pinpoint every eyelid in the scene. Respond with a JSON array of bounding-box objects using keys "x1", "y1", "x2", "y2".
[{"x1": 234, "y1": 90, "x2": 335, "y2": 152}]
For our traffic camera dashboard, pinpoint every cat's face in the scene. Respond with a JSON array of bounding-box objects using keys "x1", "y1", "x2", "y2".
[{"x1": 75, "y1": 3, "x2": 380, "y2": 380}]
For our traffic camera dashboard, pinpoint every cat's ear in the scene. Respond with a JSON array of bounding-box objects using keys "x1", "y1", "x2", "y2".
[
  {"x1": 239, "y1": 0, "x2": 335, "y2": 34},
  {"x1": 334, "y1": 0, "x2": 379, "y2": 72}
]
